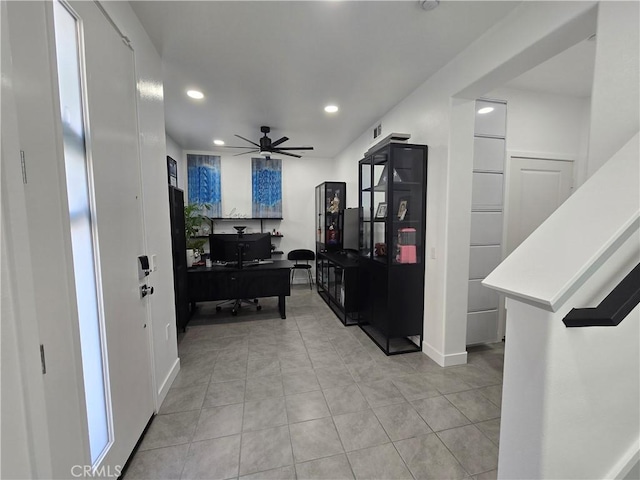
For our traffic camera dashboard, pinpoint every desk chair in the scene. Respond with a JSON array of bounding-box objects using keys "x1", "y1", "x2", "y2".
[
  {"x1": 288, "y1": 249, "x2": 315, "y2": 289},
  {"x1": 216, "y1": 297, "x2": 261, "y2": 316}
]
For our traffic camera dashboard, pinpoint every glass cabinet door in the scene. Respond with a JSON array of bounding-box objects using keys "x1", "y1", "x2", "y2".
[
  {"x1": 316, "y1": 185, "x2": 324, "y2": 244},
  {"x1": 316, "y1": 182, "x2": 345, "y2": 251},
  {"x1": 359, "y1": 160, "x2": 372, "y2": 257},
  {"x1": 390, "y1": 146, "x2": 425, "y2": 265},
  {"x1": 371, "y1": 152, "x2": 388, "y2": 264}
]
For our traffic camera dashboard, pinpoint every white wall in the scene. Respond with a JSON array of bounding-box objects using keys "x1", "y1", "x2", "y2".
[
  {"x1": 183, "y1": 150, "x2": 336, "y2": 272},
  {"x1": 165, "y1": 133, "x2": 186, "y2": 191},
  {"x1": 489, "y1": 86, "x2": 590, "y2": 177},
  {"x1": 1, "y1": 6, "x2": 51, "y2": 472},
  {"x1": 334, "y1": 2, "x2": 598, "y2": 366},
  {"x1": 588, "y1": 1, "x2": 640, "y2": 176},
  {"x1": 102, "y1": 2, "x2": 180, "y2": 407}
]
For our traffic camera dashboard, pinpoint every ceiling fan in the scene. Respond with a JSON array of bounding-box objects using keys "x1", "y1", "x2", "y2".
[{"x1": 224, "y1": 126, "x2": 314, "y2": 158}]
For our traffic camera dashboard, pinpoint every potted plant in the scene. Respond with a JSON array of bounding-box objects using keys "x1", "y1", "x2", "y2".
[{"x1": 184, "y1": 202, "x2": 210, "y2": 266}]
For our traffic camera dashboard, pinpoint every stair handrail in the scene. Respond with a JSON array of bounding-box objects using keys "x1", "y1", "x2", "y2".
[{"x1": 563, "y1": 262, "x2": 640, "y2": 327}]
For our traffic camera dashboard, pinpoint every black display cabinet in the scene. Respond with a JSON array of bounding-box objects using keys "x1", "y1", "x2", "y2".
[
  {"x1": 168, "y1": 186, "x2": 190, "y2": 333},
  {"x1": 358, "y1": 142, "x2": 428, "y2": 354},
  {"x1": 315, "y1": 182, "x2": 346, "y2": 252},
  {"x1": 317, "y1": 251, "x2": 360, "y2": 326}
]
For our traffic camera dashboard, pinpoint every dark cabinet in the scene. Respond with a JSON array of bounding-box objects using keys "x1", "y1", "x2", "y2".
[
  {"x1": 358, "y1": 142, "x2": 428, "y2": 354},
  {"x1": 168, "y1": 186, "x2": 190, "y2": 332},
  {"x1": 317, "y1": 252, "x2": 360, "y2": 326}
]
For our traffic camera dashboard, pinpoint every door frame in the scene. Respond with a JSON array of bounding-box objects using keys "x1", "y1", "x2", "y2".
[
  {"x1": 498, "y1": 151, "x2": 575, "y2": 339},
  {"x1": 1, "y1": 3, "x2": 54, "y2": 474}
]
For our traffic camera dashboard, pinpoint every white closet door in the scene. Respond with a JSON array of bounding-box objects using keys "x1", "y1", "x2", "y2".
[{"x1": 506, "y1": 157, "x2": 574, "y2": 255}]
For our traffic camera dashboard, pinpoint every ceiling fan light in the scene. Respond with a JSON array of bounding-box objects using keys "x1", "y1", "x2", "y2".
[
  {"x1": 213, "y1": 139, "x2": 225, "y2": 145},
  {"x1": 324, "y1": 105, "x2": 339, "y2": 113},
  {"x1": 259, "y1": 150, "x2": 271, "y2": 157}
]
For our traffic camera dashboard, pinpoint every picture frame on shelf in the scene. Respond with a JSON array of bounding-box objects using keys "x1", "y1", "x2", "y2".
[
  {"x1": 397, "y1": 199, "x2": 408, "y2": 221},
  {"x1": 375, "y1": 202, "x2": 387, "y2": 218}
]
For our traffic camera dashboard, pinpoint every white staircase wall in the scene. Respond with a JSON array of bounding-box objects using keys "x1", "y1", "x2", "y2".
[{"x1": 484, "y1": 132, "x2": 639, "y2": 478}]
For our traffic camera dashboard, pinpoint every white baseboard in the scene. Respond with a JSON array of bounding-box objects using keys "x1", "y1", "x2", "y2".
[
  {"x1": 156, "y1": 357, "x2": 180, "y2": 411},
  {"x1": 422, "y1": 341, "x2": 467, "y2": 367},
  {"x1": 606, "y1": 439, "x2": 640, "y2": 479}
]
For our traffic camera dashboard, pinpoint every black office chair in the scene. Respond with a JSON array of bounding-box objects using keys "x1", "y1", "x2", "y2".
[
  {"x1": 288, "y1": 249, "x2": 315, "y2": 289},
  {"x1": 216, "y1": 297, "x2": 261, "y2": 316}
]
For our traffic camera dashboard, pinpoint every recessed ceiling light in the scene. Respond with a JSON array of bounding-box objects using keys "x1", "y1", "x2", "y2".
[
  {"x1": 187, "y1": 90, "x2": 204, "y2": 99},
  {"x1": 477, "y1": 107, "x2": 494, "y2": 114},
  {"x1": 213, "y1": 139, "x2": 225, "y2": 146},
  {"x1": 324, "y1": 105, "x2": 339, "y2": 113}
]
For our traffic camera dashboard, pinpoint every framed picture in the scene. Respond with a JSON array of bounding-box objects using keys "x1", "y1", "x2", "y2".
[
  {"x1": 375, "y1": 202, "x2": 387, "y2": 218},
  {"x1": 397, "y1": 199, "x2": 408, "y2": 221},
  {"x1": 167, "y1": 156, "x2": 177, "y2": 187}
]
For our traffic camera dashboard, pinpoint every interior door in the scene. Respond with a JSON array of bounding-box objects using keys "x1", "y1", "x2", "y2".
[
  {"x1": 505, "y1": 156, "x2": 574, "y2": 255},
  {"x1": 67, "y1": 0, "x2": 155, "y2": 470}
]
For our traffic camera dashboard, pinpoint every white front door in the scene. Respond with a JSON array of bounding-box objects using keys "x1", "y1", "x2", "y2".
[
  {"x1": 505, "y1": 156, "x2": 574, "y2": 255},
  {"x1": 68, "y1": 0, "x2": 155, "y2": 471},
  {"x1": 6, "y1": 1, "x2": 154, "y2": 475}
]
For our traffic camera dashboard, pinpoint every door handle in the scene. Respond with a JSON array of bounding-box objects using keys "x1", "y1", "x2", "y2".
[{"x1": 140, "y1": 285, "x2": 154, "y2": 298}]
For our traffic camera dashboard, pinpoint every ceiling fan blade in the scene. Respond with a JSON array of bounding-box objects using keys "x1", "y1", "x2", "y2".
[
  {"x1": 270, "y1": 136, "x2": 289, "y2": 148},
  {"x1": 272, "y1": 150, "x2": 301, "y2": 158},
  {"x1": 222, "y1": 145, "x2": 260, "y2": 149},
  {"x1": 274, "y1": 146, "x2": 314, "y2": 151},
  {"x1": 234, "y1": 134, "x2": 260, "y2": 147},
  {"x1": 233, "y1": 149, "x2": 259, "y2": 156}
]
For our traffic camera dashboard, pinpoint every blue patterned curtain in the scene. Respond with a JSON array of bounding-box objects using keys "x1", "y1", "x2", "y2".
[
  {"x1": 187, "y1": 154, "x2": 222, "y2": 217},
  {"x1": 252, "y1": 157, "x2": 282, "y2": 218}
]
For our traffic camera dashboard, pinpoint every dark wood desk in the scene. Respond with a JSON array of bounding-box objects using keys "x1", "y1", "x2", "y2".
[{"x1": 187, "y1": 260, "x2": 293, "y2": 319}]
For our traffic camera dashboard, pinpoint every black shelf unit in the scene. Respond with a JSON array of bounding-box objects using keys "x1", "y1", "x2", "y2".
[
  {"x1": 202, "y1": 217, "x2": 284, "y2": 256},
  {"x1": 317, "y1": 251, "x2": 360, "y2": 326},
  {"x1": 168, "y1": 186, "x2": 190, "y2": 333},
  {"x1": 358, "y1": 141, "x2": 428, "y2": 354}
]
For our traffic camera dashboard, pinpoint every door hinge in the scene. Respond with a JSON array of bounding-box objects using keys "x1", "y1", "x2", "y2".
[
  {"x1": 40, "y1": 344, "x2": 46, "y2": 374},
  {"x1": 20, "y1": 150, "x2": 27, "y2": 184}
]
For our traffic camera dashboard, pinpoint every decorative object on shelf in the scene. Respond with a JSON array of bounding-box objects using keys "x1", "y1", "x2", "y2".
[
  {"x1": 187, "y1": 154, "x2": 221, "y2": 217},
  {"x1": 167, "y1": 156, "x2": 177, "y2": 187},
  {"x1": 374, "y1": 242, "x2": 387, "y2": 257},
  {"x1": 396, "y1": 228, "x2": 417, "y2": 264},
  {"x1": 397, "y1": 200, "x2": 408, "y2": 221},
  {"x1": 252, "y1": 157, "x2": 282, "y2": 218},
  {"x1": 375, "y1": 202, "x2": 387, "y2": 218},
  {"x1": 184, "y1": 202, "x2": 210, "y2": 257},
  {"x1": 328, "y1": 192, "x2": 340, "y2": 214}
]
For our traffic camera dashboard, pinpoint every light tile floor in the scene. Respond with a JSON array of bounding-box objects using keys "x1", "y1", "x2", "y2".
[{"x1": 124, "y1": 286, "x2": 504, "y2": 480}]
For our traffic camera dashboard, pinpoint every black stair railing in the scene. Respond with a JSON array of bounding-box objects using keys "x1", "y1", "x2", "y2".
[{"x1": 563, "y1": 262, "x2": 640, "y2": 327}]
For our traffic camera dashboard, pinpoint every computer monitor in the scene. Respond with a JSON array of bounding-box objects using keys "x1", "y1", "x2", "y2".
[{"x1": 209, "y1": 232, "x2": 272, "y2": 266}]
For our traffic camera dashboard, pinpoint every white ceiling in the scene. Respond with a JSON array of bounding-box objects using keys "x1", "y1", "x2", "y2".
[{"x1": 129, "y1": 1, "x2": 521, "y2": 158}]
